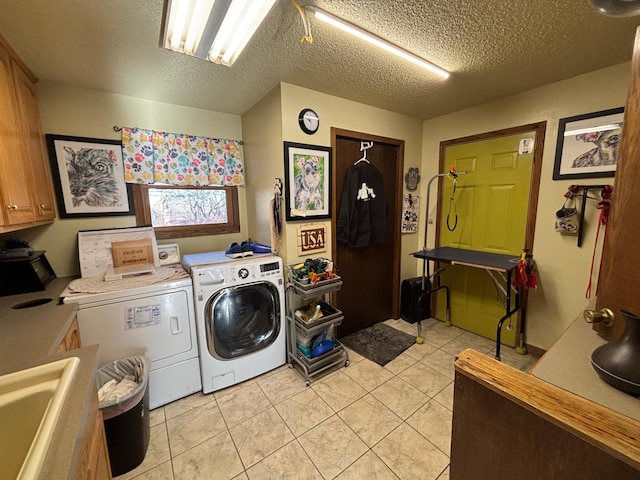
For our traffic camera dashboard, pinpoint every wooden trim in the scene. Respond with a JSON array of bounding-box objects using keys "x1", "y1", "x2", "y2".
[
  {"x1": 331, "y1": 127, "x2": 405, "y2": 318},
  {"x1": 132, "y1": 184, "x2": 151, "y2": 226},
  {"x1": 439, "y1": 122, "x2": 547, "y2": 148},
  {"x1": 0, "y1": 218, "x2": 54, "y2": 235},
  {"x1": 525, "y1": 122, "x2": 546, "y2": 251},
  {"x1": 595, "y1": 26, "x2": 640, "y2": 340},
  {"x1": 132, "y1": 184, "x2": 240, "y2": 239},
  {"x1": 523, "y1": 342, "x2": 545, "y2": 359},
  {"x1": 454, "y1": 348, "x2": 640, "y2": 471}
]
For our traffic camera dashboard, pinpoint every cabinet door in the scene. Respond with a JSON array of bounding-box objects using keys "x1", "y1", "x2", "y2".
[
  {"x1": 88, "y1": 411, "x2": 112, "y2": 480},
  {"x1": 0, "y1": 44, "x2": 36, "y2": 225},
  {"x1": 75, "y1": 393, "x2": 112, "y2": 480},
  {"x1": 12, "y1": 63, "x2": 55, "y2": 221},
  {"x1": 57, "y1": 317, "x2": 82, "y2": 352},
  {"x1": 595, "y1": 27, "x2": 640, "y2": 339}
]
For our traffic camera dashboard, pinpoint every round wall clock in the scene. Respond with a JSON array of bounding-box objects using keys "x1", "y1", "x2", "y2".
[{"x1": 298, "y1": 108, "x2": 319, "y2": 134}]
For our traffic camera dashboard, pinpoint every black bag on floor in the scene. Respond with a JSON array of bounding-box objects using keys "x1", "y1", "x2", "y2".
[{"x1": 400, "y1": 277, "x2": 431, "y2": 324}]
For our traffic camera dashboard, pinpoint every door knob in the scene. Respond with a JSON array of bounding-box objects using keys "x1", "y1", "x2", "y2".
[{"x1": 583, "y1": 307, "x2": 615, "y2": 327}]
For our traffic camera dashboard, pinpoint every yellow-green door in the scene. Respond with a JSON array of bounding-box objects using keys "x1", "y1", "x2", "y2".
[{"x1": 436, "y1": 132, "x2": 534, "y2": 346}]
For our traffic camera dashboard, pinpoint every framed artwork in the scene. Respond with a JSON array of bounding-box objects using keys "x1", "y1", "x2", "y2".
[
  {"x1": 283, "y1": 141, "x2": 331, "y2": 221},
  {"x1": 552, "y1": 107, "x2": 624, "y2": 180},
  {"x1": 45, "y1": 134, "x2": 134, "y2": 217}
]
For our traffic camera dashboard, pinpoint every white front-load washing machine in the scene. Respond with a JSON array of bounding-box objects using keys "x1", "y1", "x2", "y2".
[{"x1": 190, "y1": 254, "x2": 286, "y2": 393}]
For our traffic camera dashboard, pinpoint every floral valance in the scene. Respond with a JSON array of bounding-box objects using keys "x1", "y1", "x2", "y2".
[{"x1": 121, "y1": 127, "x2": 244, "y2": 186}]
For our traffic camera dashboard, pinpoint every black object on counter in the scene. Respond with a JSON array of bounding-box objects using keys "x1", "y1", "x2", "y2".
[
  {"x1": 0, "y1": 251, "x2": 56, "y2": 296},
  {"x1": 591, "y1": 309, "x2": 640, "y2": 397}
]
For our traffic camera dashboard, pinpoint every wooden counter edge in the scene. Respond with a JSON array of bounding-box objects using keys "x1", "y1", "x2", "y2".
[{"x1": 454, "y1": 348, "x2": 640, "y2": 470}]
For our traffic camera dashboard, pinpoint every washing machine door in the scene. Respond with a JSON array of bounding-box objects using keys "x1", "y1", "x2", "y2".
[{"x1": 204, "y1": 281, "x2": 281, "y2": 359}]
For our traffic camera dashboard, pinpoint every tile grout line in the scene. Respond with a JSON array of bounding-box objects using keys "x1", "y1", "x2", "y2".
[{"x1": 125, "y1": 321, "x2": 536, "y2": 479}]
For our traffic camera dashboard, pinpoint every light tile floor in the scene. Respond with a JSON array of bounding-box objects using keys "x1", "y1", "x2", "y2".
[{"x1": 115, "y1": 318, "x2": 538, "y2": 480}]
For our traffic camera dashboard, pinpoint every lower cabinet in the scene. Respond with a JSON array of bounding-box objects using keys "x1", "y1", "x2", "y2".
[
  {"x1": 88, "y1": 410, "x2": 112, "y2": 480},
  {"x1": 75, "y1": 389, "x2": 112, "y2": 480},
  {"x1": 450, "y1": 349, "x2": 640, "y2": 479},
  {"x1": 57, "y1": 316, "x2": 81, "y2": 353},
  {"x1": 56, "y1": 316, "x2": 111, "y2": 478}
]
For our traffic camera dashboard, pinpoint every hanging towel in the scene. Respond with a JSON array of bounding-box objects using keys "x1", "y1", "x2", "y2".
[
  {"x1": 270, "y1": 180, "x2": 282, "y2": 253},
  {"x1": 270, "y1": 197, "x2": 280, "y2": 254},
  {"x1": 336, "y1": 162, "x2": 387, "y2": 247}
]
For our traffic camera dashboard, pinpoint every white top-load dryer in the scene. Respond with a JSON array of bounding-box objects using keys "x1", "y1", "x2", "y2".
[{"x1": 62, "y1": 228, "x2": 201, "y2": 409}]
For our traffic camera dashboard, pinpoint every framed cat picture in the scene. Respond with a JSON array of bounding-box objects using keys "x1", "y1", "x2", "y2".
[{"x1": 45, "y1": 134, "x2": 134, "y2": 217}]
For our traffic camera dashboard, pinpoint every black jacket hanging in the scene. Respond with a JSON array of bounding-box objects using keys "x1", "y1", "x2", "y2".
[{"x1": 336, "y1": 162, "x2": 387, "y2": 247}]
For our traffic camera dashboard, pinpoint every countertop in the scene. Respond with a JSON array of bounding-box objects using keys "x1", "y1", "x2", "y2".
[
  {"x1": 0, "y1": 276, "x2": 100, "y2": 479},
  {"x1": 531, "y1": 312, "x2": 640, "y2": 422}
]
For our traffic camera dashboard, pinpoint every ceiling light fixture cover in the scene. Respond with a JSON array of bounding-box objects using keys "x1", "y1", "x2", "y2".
[
  {"x1": 589, "y1": 0, "x2": 640, "y2": 16},
  {"x1": 164, "y1": 0, "x2": 277, "y2": 66},
  {"x1": 305, "y1": 6, "x2": 449, "y2": 79}
]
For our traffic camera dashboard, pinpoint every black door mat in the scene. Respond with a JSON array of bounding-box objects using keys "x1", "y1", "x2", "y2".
[{"x1": 340, "y1": 322, "x2": 416, "y2": 366}]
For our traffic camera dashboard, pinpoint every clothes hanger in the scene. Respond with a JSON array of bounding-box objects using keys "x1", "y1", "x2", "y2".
[
  {"x1": 354, "y1": 141, "x2": 373, "y2": 165},
  {"x1": 273, "y1": 178, "x2": 282, "y2": 197}
]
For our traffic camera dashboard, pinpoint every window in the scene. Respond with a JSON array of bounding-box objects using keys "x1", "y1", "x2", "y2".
[{"x1": 133, "y1": 184, "x2": 240, "y2": 239}]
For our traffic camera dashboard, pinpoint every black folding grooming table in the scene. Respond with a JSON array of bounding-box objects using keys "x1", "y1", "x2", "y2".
[{"x1": 411, "y1": 246, "x2": 522, "y2": 361}]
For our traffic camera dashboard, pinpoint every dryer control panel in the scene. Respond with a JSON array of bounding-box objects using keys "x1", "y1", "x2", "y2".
[{"x1": 158, "y1": 244, "x2": 180, "y2": 266}]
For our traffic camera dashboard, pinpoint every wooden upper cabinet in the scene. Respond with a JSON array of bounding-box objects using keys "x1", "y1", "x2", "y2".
[
  {"x1": 0, "y1": 48, "x2": 11, "y2": 228},
  {"x1": 0, "y1": 33, "x2": 55, "y2": 231},
  {"x1": 0, "y1": 42, "x2": 36, "y2": 225},
  {"x1": 12, "y1": 64, "x2": 55, "y2": 221}
]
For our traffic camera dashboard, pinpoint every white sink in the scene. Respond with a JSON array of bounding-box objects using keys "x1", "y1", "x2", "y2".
[{"x1": 0, "y1": 357, "x2": 80, "y2": 480}]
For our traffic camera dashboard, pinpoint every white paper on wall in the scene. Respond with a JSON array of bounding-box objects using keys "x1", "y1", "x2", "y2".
[{"x1": 402, "y1": 194, "x2": 419, "y2": 233}]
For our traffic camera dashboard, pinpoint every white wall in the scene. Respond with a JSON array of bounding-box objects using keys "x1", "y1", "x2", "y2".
[
  {"x1": 278, "y1": 83, "x2": 424, "y2": 282},
  {"x1": 9, "y1": 83, "x2": 247, "y2": 277},
  {"x1": 8, "y1": 63, "x2": 630, "y2": 350},
  {"x1": 421, "y1": 62, "x2": 631, "y2": 350},
  {"x1": 241, "y1": 86, "x2": 284, "y2": 255}
]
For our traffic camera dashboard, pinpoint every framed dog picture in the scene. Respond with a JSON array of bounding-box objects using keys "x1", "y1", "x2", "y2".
[
  {"x1": 283, "y1": 142, "x2": 331, "y2": 221},
  {"x1": 552, "y1": 107, "x2": 624, "y2": 180}
]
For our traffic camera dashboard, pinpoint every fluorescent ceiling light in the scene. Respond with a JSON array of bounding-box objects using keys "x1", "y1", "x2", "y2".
[
  {"x1": 305, "y1": 6, "x2": 449, "y2": 79},
  {"x1": 163, "y1": 0, "x2": 277, "y2": 67}
]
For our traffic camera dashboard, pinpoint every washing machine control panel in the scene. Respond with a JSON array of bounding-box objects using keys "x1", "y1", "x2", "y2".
[
  {"x1": 193, "y1": 259, "x2": 283, "y2": 293},
  {"x1": 260, "y1": 261, "x2": 280, "y2": 273}
]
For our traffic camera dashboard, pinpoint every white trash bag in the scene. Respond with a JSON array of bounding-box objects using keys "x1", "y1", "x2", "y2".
[{"x1": 95, "y1": 356, "x2": 150, "y2": 420}]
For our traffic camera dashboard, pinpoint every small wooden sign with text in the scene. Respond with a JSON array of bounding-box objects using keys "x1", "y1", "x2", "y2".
[
  {"x1": 111, "y1": 239, "x2": 154, "y2": 266},
  {"x1": 297, "y1": 224, "x2": 326, "y2": 256}
]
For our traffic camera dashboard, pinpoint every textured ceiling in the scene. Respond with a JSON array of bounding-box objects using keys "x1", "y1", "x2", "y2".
[{"x1": 0, "y1": 0, "x2": 637, "y2": 120}]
